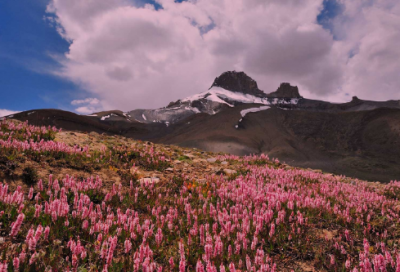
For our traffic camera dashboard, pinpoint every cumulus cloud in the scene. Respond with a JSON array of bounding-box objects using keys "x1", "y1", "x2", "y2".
[
  {"x1": 332, "y1": 0, "x2": 400, "y2": 101},
  {"x1": 46, "y1": 0, "x2": 400, "y2": 109},
  {"x1": 74, "y1": 106, "x2": 98, "y2": 114},
  {"x1": 71, "y1": 97, "x2": 102, "y2": 114},
  {"x1": 0, "y1": 109, "x2": 20, "y2": 117},
  {"x1": 71, "y1": 98, "x2": 100, "y2": 105}
]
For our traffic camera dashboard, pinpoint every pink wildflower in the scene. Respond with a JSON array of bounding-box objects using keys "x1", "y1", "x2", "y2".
[
  {"x1": 13, "y1": 257, "x2": 19, "y2": 270},
  {"x1": 10, "y1": 213, "x2": 24, "y2": 238}
]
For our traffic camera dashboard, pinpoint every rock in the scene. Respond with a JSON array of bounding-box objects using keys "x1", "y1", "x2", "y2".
[
  {"x1": 320, "y1": 229, "x2": 337, "y2": 240},
  {"x1": 130, "y1": 167, "x2": 143, "y2": 176},
  {"x1": 207, "y1": 158, "x2": 217, "y2": 163},
  {"x1": 183, "y1": 163, "x2": 189, "y2": 167},
  {"x1": 174, "y1": 160, "x2": 182, "y2": 164},
  {"x1": 193, "y1": 159, "x2": 207, "y2": 164},
  {"x1": 209, "y1": 71, "x2": 266, "y2": 98},
  {"x1": 0, "y1": 237, "x2": 4, "y2": 244},
  {"x1": 53, "y1": 239, "x2": 62, "y2": 245},
  {"x1": 351, "y1": 96, "x2": 362, "y2": 102},
  {"x1": 139, "y1": 178, "x2": 160, "y2": 185},
  {"x1": 165, "y1": 168, "x2": 174, "y2": 172},
  {"x1": 221, "y1": 161, "x2": 229, "y2": 166},
  {"x1": 223, "y1": 169, "x2": 237, "y2": 176},
  {"x1": 267, "y1": 83, "x2": 302, "y2": 98}
]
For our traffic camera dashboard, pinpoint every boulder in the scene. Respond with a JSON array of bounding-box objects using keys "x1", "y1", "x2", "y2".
[
  {"x1": 223, "y1": 169, "x2": 237, "y2": 176},
  {"x1": 139, "y1": 177, "x2": 160, "y2": 185}
]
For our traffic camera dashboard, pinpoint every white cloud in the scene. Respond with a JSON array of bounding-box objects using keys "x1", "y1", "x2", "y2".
[
  {"x1": 70, "y1": 97, "x2": 102, "y2": 114},
  {"x1": 74, "y1": 106, "x2": 98, "y2": 114},
  {"x1": 332, "y1": 0, "x2": 400, "y2": 101},
  {"x1": 71, "y1": 97, "x2": 100, "y2": 105},
  {"x1": 0, "y1": 109, "x2": 20, "y2": 117},
  {"x1": 46, "y1": 0, "x2": 400, "y2": 110}
]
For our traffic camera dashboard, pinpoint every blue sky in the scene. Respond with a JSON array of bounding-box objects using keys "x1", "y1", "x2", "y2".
[
  {"x1": 0, "y1": 0, "x2": 80, "y2": 113},
  {"x1": 0, "y1": 0, "x2": 185, "y2": 113},
  {"x1": 1, "y1": 0, "x2": 398, "y2": 114}
]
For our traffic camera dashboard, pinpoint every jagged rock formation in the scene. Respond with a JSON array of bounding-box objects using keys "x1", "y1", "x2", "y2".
[
  {"x1": 209, "y1": 71, "x2": 266, "y2": 97},
  {"x1": 267, "y1": 83, "x2": 302, "y2": 98}
]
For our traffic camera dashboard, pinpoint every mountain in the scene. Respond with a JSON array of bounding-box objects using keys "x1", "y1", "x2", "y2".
[
  {"x1": 126, "y1": 71, "x2": 303, "y2": 125},
  {"x1": 5, "y1": 71, "x2": 400, "y2": 182}
]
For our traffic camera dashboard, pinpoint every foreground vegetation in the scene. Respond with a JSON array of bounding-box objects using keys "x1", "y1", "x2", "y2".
[{"x1": 0, "y1": 119, "x2": 400, "y2": 271}]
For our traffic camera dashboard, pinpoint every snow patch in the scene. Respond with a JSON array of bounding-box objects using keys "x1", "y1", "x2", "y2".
[
  {"x1": 182, "y1": 87, "x2": 235, "y2": 107},
  {"x1": 142, "y1": 114, "x2": 147, "y2": 121},
  {"x1": 185, "y1": 106, "x2": 200, "y2": 113},
  {"x1": 182, "y1": 87, "x2": 300, "y2": 107},
  {"x1": 86, "y1": 114, "x2": 97, "y2": 117},
  {"x1": 240, "y1": 106, "x2": 270, "y2": 117},
  {"x1": 165, "y1": 106, "x2": 182, "y2": 110},
  {"x1": 100, "y1": 115, "x2": 110, "y2": 121},
  {"x1": 27, "y1": 111, "x2": 35, "y2": 116},
  {"x1": 235, "y1": 106, "x2": 271, "y2": 129}
]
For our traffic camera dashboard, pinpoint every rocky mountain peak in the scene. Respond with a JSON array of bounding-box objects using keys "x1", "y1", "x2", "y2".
[
  {"x1": 267, "y1": 83, "x2": 302, "y2": 98},
  {"x1": 209, "y1": 71, "x2": 266, "y2": 97}
]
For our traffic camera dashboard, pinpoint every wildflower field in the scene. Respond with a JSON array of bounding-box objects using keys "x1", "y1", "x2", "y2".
[{"x1": 0, "y1": 119, "x2": 400, "y2": 271}]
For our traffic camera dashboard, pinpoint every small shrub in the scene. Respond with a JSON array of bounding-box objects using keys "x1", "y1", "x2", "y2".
[
  {"x1": 0, "y1": 155, "x2": 19, "y2": 176},
  {"x1": 21, "y1": 166, "x2": 38, "y2": 186},
  {"x1": 178, "y1": 155, "x2": 190, "y2": 161}
]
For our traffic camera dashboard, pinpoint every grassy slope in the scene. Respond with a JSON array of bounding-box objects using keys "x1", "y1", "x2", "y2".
[{"x1": 1, "y1": 120, "x2": 400, "y2": 271}]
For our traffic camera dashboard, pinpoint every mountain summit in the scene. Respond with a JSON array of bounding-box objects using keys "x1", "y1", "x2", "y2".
[
  {"x1": 209, "y1": 71, "x2": 266, "y2": 97},
  {"x1": 209, "y1": 71, "x2": 302, "y2": 99},
  {"x1": 267, "y1": 83, "x2": 302, "y2": 98}
]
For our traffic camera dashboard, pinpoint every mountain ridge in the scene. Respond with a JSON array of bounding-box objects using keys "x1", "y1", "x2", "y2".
[{"x1": 4, "y1": 70, "x2": 400, "y2": 182}]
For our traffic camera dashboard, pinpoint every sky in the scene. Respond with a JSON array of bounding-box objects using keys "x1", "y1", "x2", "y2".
[{"x1": 1, "y1": 0, "x2": 400, "y2": 116}]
